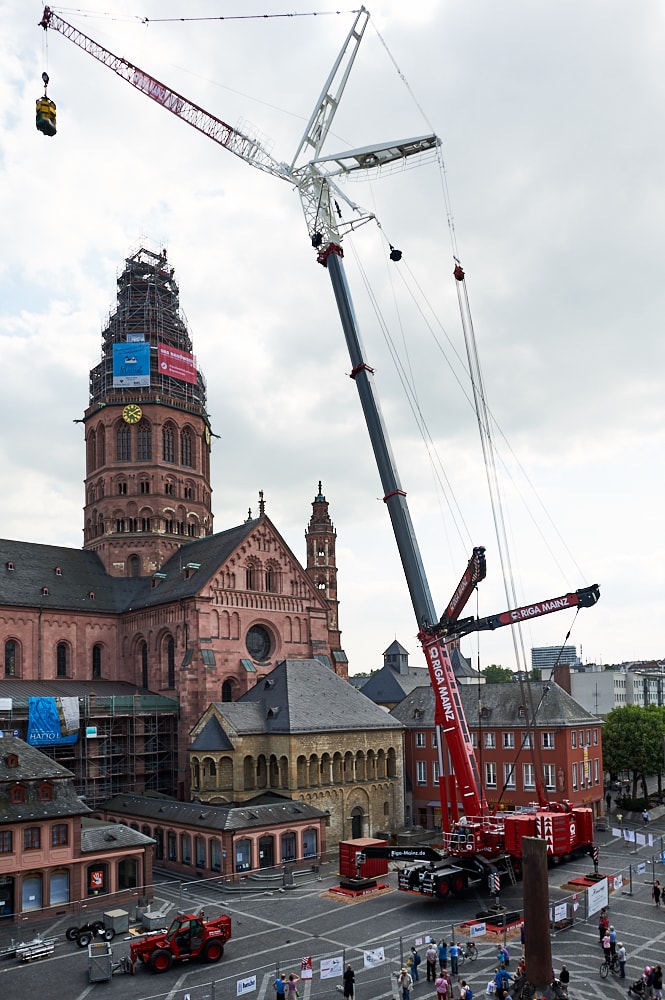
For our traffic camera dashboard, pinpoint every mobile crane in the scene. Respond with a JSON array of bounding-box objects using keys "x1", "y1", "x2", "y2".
[{"x1": 38, "y1": 6, "x2": 600, "y2": 900}]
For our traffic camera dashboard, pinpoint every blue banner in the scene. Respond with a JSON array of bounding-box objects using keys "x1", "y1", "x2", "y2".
[
  {"x1": 27, "y1": 697, "x2": 78, "y2": 746},
  {"x1": 113, "y1": 341, "x2": 150, "y2": 387}
]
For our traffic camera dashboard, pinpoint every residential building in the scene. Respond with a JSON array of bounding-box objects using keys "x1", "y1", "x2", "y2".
[
  {"x1": 391, "y1": 681, "x2": 603, "y2": 830},
  {"x1": 0, "y1": 734, "x2": 153, "y2": 919}
]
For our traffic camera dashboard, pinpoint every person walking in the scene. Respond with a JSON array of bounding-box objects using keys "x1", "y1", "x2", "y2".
[
  {"x1": 410, "y1": 947, "x2": 421, "y2": 982},
  {"x1": 602, "y1": 932, "x2": 611, "y2": 963},
  {"x1": 398, "y1": 966, "x2": 413, "y2": 1000},
  {"x1": 653, "y1": 964, "x2": 663, "y2": 1000},
  {"x1": 435, "y1": 973, "x2": 448, "y2": 1000},
  {"x1": 598, "y1": 908, "x2": 609, "y2": 942},
  {"x1": 343, "y1": 965, "x2": 355, "y2": 1000},
  {"x1": 609, "y1": 925, "x2": 617, "y2": 958},
  {"x1": 438, "y1": 940, "x2": 448, "y2": 973},
  {"x1": 642, "y1": 808, "x2": 650, "y2": 827},
  {"x1": 450, "y1": 941, "x2": 459, "y2": 977},
  {"x1": 426, "y1": 943, "x2": 438, "y2": 982},
  {"x1": 653, "y1": 881, "x2": 662, "y2": 907},
  {"x1": 617, "y1": 944, "x2": 627, "y2": 980}
]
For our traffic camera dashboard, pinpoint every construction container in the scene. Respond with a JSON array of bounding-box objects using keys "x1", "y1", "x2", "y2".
[
  {"x1": 103, "y1": 908, "x2": 129, "y2": 934},
  {"x1": 338, "y1": 838, "x2": 388, "y2": 879},
  {"x1": 88, "y1": 941, "x2": 113, "y2": 982}
]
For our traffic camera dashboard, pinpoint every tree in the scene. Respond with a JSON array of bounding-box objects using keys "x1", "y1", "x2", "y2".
[
  {"x1": 482, "y1": 664, "x2": 513, "y2": 684},
  {"x1": 603, "y1": 704, "x2": 665, "y2": 800}
]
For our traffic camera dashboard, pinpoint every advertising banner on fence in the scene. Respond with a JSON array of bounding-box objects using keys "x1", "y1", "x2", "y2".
[
  {"x1": 469, "y1": 922, "x2": 487, "y2": 939},
  {"x1": 321, "y1": 957, "x2": 343, "y2": 980},
  {"x1": 587, "y1": 876, "x2": 608, "y2": 915},
  {"x1": 364, "y1": 947, "x2": 386, "y2": 967},
  {"x1": 237, "y1": 975, "x2": 257, "y2": 995},
  {"x1": 301, "y1": 957, "x2": 313, "y2": 979}
]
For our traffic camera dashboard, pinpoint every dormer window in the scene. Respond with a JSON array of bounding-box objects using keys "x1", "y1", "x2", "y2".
[
  {"x1": 6, "y1": 562, "x2": 14, "y2": 571},
  {"x1": 55, "y1": 567, "x2": 62, "y2": 576},
  {"x1": 41, "y1": 587, "x2": 49, "y2": 596},
  {"x1": 5, "y1": 753, "x2": 18, "y2": 768},
  {"x1": 39, "y1": 782, "x2": 53, "y2": 802},
  {"x1": 9, "y1": 784, "x2": 25, "y2": 804},
  {"x1": 88, "y1": 592, "x2": 95, "y2": 600}
]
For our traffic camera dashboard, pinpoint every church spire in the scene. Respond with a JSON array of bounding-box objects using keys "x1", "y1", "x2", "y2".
[{"x1": 305, "y1": 483, "x2": 346, "y2": 673}]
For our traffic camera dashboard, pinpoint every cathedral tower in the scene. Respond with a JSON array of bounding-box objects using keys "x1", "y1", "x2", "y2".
[
  {"x1": 305, "y1": 482, "x2": 344, "y2": 665},
  {"x1": 82, "y1": 247, "x2": 213, "y2": 576}
]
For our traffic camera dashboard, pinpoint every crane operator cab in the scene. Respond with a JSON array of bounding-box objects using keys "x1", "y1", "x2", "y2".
[{"x1": 36, "y1": 71, "x2": 56, "y2": 136}]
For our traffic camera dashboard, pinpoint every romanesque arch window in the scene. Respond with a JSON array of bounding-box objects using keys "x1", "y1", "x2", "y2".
[
  {"x1": 243, "y1": 756, "x2": 255, "y2": 790},
  {"x1": 128, "y1": 554, "x2": 140, "y2": 577},
  {"x1": 332, "y1": 752, "x2": 343, "y2": 783},
  {"x1": 265, "y1": 561, "x2": 281, "y2": 593},
  {"x1": 98, "y1": 425, "x2": 106, "y2": 466},
  {"x1": 343, "y1": 751, "x2": 354, "y2": 783},
  {"x1": 387, "y1": 747, "x2": 397, "y2": 779},
  {"x1": 137, "y1": 419, "x2": 152, "y2": 461},
  {"x1": 296, "y1": 756, "x2": 307, "y2": 788},
  {"x1": 302, "y1": 828, "x2": 318, "y2": 858},
  {"x1": 245, "y1": 558, "x2": 260, "y2": 591},
  {"x1": 308, "y1": 755, "x2": 319, "y2": 786},
  {"x1": 56, "y1": 641, "x2": 68, "y2": 678},
  {"x1": 87, "y1": 428, "x2": 96, "y2": 471},
  {"x1": 210, "y1": 838, "x2": 221, "y2": 872},
  {"x1": 221, "y1": 679, "x2": 234, "y2": 702},
  {"x1": 321, "y1": 752, "x2": 332, "y2": 786},
  {"x1": 180, "y1": 428, "x2": 193, "y2": 467},
  {"x1": 4, "y1": 639, "x2": 17, "y2": 677},
  {"x1": 219, "y1": 756, "x2": 233, "y2": 789},
  {"x1": 116, "y1": 423, "x2": 131, "y2": 462},
  {"x1": 139, "y1": 640, "x2": 148, "y2": 689},
  {"x1": 355, "y1": 751, "x2": 366, "y2": 781},
  {"x1": 269, "y1": 754, "x2": 280, "y2": 787},
  {"x1": 162, "y1": 424, "x2": 175, "y2": 464},
  {"x1": 166, "y1": 636, "x2": 175, "y2": 688},
  {"x1": 256, "y1": 754, "x2": 267, "y2": 789},
  {"x1": 192, "y1": 758, "x2": 200, "y2": 790},
  {"x1": 92, "y1": 644, "x2": 102, "y2": 680}
]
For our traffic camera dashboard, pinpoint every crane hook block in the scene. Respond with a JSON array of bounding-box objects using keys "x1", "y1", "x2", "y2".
[
  {"x1": 453, "y1": 264, "x2": 465, "y2": 281},
  {"x1": 36, "y1": 96, "x2": 57, "y2": 136}
]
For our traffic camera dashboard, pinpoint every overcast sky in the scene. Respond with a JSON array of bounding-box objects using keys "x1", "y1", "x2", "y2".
[{"x1": 2, "y1": 2, "x2": 663, "y2": 674}]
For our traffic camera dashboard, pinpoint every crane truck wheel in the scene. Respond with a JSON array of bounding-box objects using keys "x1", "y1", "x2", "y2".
[
  {"x1": 65, "y1": 926, "x2": 79, "y2": 941},
  {"x1": 150, "y1": 949, "x2": 173, "y2": 973},
  {"x1": 77, "y1": 931, "x2": 93, "y2": 948},
  {"x1": 435, "y1": 876, "x2": 450, "y2": 899},
  {"x1": 450, "y1": 873, "x2": 466, "y2": 895},
  {"x1": 202, "y1": 939, "x2": 224, "y2": 963}
]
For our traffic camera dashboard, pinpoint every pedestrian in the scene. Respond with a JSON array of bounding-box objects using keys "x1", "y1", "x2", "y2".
[
  {"x1": 520, "y1": 923, "x2": 525, "y2": 958},
  {"x1": 617, "y1": 944, "x2": 626, "y2": 979},
  {"x1": 642, "y1": 808, "x2": 650, "y2": 826},
  {"x1": 598, "y1": 907, "x2": 609, "y2": 942},
  {"x1": 398, "y1": 966, "x2": 413, "y2": 1000},
  {"x1": 410, "y1": 947, "x2": 421, "y2": 982},
  {"x1": 450, "y1": 941, "x2": 459, "y2": 976},
  {"x1": 606, "y1": 791, "x2": 612, "y2": 812},
  {"x1": 617, "y1": 811, "x2": 624, "y2": 827},
  {"x1": 559, "y1": 965, "x2": 569, "y2": 988},
  {"x1": 459, "y1": 980, "x2": 473, "y2": 1000},
  {"x1": 274, "y1": 974, "x2": 288, "y2": 999},
  {"x1": 426, "y1": 942, "x2": 438, "y2": 982},
  {"x1": 609, "y1": 925, "x2": 617, "y2": 958},
  {"x1": 602, "y1": 932, "x2": 611, "y2": 963},
  {"x1": 435, "y1": 974, "x2": 448, "y2": 1000},
  {"x1": 653, "y1": 964, "x2": 663, "y2": 1000},
  {"x1": 498, "y1": 944, "x2": 510, "y2": 968},
  {"x1": 343, "y1": 965, "x2": 355, "y2": 1000},
  {"x1": 287, "y1": 974, "x2": 300, "y2": 1000},
  {"x1": 438, "y1": 940, "x2": 448, "y2": 973},
  {"x1": 653, "y1": 881, "x2": 662, "y2": 907}
]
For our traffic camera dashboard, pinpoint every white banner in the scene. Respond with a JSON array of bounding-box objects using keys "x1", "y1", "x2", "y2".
[
  {"x1": 554, "y1": 902, "x2": 567, "y2": 923},
  {"x1": 364, "y1": 948, "x2": 386, "y2": 968},
  {"x1": 0, "y1": 698, "x2": 12, "y2": 711},
  {"x1": 301, "y1": 958, "x2": 313, "y2": 980},
  {"x1": 636, "y1": 862, "x2": 646, "y2": 875},
  {"x1": 237, "y1": 977, "x2": 257, "y2": 996},
  {"x1": 587, "y1": 877, "x2": 609, "y2": 915},
  {"x1": 321, "y1": 957, "x2": 344, "y2": 980},
  {"x1": 614, "y1": 874, "x2": 623, "y2": 890},
  {"x1": 469, "y1": 922, "x2": 486, "y2": 939}
]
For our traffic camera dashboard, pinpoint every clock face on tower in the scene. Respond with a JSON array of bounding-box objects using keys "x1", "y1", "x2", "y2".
[{"x1": 122, "y1": 404, "x2": 143, "y2": 424}]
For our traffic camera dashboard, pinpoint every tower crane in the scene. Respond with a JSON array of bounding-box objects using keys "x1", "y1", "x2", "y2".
[{"x1": 39, "y1": 5, "x2": 600, "y2": 898}]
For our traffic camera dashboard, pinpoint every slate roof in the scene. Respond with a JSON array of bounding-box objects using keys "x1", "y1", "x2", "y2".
[
  {"x1": 0, "y1": 680, "x2": 178, "y2": 712},
  {"x1": 390, "y1": 680, "x2": 600, "y2": 729},
  {"x1": 0, "y1": 735, "x2": 92, "y2": 822},
  {"x1": 190, "y1": 715, "x2": 234, "y2": 751},
  {"x1": 0, "y1": 519, "x2": 259, "y2": 614},
  {"x1": 100, "y1": 793, "x2": 326, "y2": 832},
  {"x1": 81, "y1": 816, "x2": 155, "y2": 852},
  {"x1": 194, "y1": 659, "x2": 403, "y2": 742},
  {"x1": 361, "y1": 648, "x2": 474, "y2": 703}
]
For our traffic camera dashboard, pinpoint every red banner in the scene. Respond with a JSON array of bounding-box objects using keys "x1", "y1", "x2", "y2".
[{"x1": 158, "y1": 344, "x2": 196, "y2": 384}]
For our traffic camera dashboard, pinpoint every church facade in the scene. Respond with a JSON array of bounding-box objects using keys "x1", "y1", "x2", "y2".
[{"x1": 0, "y1": 247, "x2": 349, "y2": 800}]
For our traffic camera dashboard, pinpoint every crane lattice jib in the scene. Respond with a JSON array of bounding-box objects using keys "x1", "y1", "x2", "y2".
[
  {"x1": 39, "y1": 6, "x2": 285, "y2": 180},
  {"x1": 420, "y1": 631, "x2": 489, "y2": 817}
]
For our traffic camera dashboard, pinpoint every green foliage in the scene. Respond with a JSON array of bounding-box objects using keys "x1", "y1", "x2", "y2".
[
  {"x1": 482, "y1": 664, "x2": 514, "y2": 683},
  {"x1": 603, "y1": 704, "x2": 665, "y2": 795}
]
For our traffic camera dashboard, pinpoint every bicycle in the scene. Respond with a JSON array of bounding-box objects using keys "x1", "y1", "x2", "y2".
[
  {"x1": 459, "y1": 942, "x2": 478, "y2": 965},
  {"x1": 600, "y1": 954, "x2": 621, "y2": 978}
]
